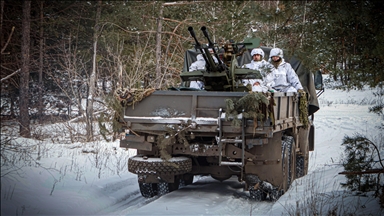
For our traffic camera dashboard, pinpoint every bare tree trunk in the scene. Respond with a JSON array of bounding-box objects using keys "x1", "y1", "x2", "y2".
[
  {"x1": 1, "y1": 1, "x2": 4, "y2": 30},
  {"x1": 155, "y1": 4, "x2": 163, "y2": 89},
  {"x1": 301, "y1": 0, "x2": 306, "y2": 47},
  {"x1": 38, "y1": 0, "x2": 44, "y2": 122},
  {"x1": 77, "y1": 85, "x2": 83, "y2": 116},
  {"x1": 86, "y1": 0, "x2": 102, "y2": 141},
  {"x1": 19, "y1": 0, "x2": 31, "y2": 138}
]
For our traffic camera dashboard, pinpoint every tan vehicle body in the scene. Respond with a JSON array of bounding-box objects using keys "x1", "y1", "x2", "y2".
[{"x1": 118, "y1": 26, "x2": 321, "y2": 200}]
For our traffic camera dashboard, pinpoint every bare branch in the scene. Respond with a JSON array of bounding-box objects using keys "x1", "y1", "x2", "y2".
[
  {"x1": 100, "y1": 22, "x2": 190, "y2": 41},
  {"x1": 163, "y1": 1, "x2": 207, "y2": 6},
  {"x1": 1, "y1": 26, "x2": 15, "y2": 54},
  {"x1": 339, "y1": 169, "x2": 384, "y2": 175},
  {"x1": 0, "y1": 68, "x2": 20, "y2": 83}
]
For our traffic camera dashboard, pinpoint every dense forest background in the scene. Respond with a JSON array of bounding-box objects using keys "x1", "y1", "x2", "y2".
[{"x1": 1, "y1": 0, "x2": 383, "y2": 139}]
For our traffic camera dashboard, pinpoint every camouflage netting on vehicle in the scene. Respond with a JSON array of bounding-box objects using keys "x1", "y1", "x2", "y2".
[
  {"x1": 157, "y1": 122, "x2": 191, "y2": 164},
  {"x1": 299, "y1": 91, "x2": 309, "y2": 128},
  {"x1": 224, "y1": 92, "x2": 275, "y2": 132},
  {"x1": 114, "y1": 87, "x2": 155, "y2": 108}
]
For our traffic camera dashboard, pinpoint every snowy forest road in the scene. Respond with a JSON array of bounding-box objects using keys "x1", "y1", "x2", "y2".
[
  {"x1": 1, "y1": 84, "x2": 382, "y2": 216},
  {"x1": 105, "y1": 175, "x2": 274, "y2": 215}
]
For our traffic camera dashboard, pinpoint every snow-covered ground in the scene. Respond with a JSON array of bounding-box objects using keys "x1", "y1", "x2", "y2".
[{"x1": 1, "y1": 81, "x2": 383, "y2": 215}]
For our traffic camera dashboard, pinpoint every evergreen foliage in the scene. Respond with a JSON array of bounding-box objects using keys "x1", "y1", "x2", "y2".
[
  {"x1": 368, "y1": 83, "x2": 384, "y2": 123},
  {"x1": 298, "y1": 91, "x2": 309, "y2": 129},
  {"x1": 156, "y1": 122, "x2": 190, "y2": 163},
  {"x1": 341, "y1": 82, "x2": 384, "y2": 206},
  {"x1": 98, "y1": 95, "x2": 124, "y2": 142},
  {"x1": 1, "y1": 0, "x2": 383, "y2": 131},
  {"x1": 341, "y1": 134, "x2": 377, "y2": 192},
  {"x1": 300, "y1": 1, "x2": 384, "y2": 89},
  {"x1": 224, "y1": 92, "x2": 273, "y2": 130}
]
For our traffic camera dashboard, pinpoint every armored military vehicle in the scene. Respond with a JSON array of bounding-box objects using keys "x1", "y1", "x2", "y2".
[{"x1": 116, "y1": 26, "x2": 323, "y2": 200}]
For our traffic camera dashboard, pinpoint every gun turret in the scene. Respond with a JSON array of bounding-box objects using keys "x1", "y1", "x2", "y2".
[
  {"x1": 188, "y1": 26, "x2": 219, "y2": 72},
  {"x1": 184, "y1": 26, "x2": 261, "y2": 91},
  {"x1": 188, "y1": 27, "x2": 210, "y2": 69}
]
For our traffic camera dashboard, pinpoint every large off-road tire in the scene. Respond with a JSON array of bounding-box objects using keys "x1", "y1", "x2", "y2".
[
  {"x1": 249, "y1": 187, "x2": 267, "y2": 201},
  {"x1": 128, "y1": 156, "x2": 192, "y2": 176},
  {"x1": 246, "y1": 175, "x2": 267, "y2": 201},
  {"x1": 296, "y1": 142, "x2": 309, "y2": 178},
  {"x1": 282, "y1": 135, "x2": 295, "y2": 191},
  {"x1": 130, "y1": 156, "x2": 192, "y2": 198},
  {"x1": 269, "y1": 188, "x2": 284, "y2": 201},
  {"x1": 139, "y1": 183, "x2": 158, "y2": 198},
  {"x1": 157, "y1": 181, "x2": 169, "y2": 196},
  {"x1": 141, "y1": 177, "x2": 181, "y2": 198},
  {"x1": 296, "y1": 155, "x2": 305, "y2": 178}
]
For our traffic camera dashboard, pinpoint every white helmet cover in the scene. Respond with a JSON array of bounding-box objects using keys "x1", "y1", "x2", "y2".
[
  {"x1": 250, "y1": 48, "x2": 264, "y2": 58},
  {"x1": 270, "y1": 48, "x2": 283, "y2": 58}
]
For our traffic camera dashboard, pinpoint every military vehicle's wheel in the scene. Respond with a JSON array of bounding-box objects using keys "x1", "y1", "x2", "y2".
[
  {"x1": 139, "y1": 183, "x2": 158, "y2": 198},
  {"x1": 246, "y1": 175, "x2": 267, "y2": 201},
  {"x1": 249, "y1": 187, "x2": 267, "y2": 201},
  {"x1": 154, "y1": 177, "x2": 181, "y2": 196},
  {"x1": 282, "y1": 136, "x2": 295, "y2": 191},
  {"x1": 296, "y1": 142, "x2": 308, "y2": 178},
  {"x1": 157, "y1": 181, "x2": 169, "y2": 196},
  {"x1": 269, "y1": 189, "x2": 283, "y2": 201},
  {"x1": 296, "y1": 155, "x2": 305, "y2": 178},
  {"x1": 128, "y1": 156, "x2": 192, "y2": 176}
]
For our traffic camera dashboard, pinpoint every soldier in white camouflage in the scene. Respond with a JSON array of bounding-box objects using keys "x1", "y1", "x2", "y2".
[
  {"x1": 242, "y1": 48, "x2": 273, "y2": 92},
  {"x1": 265, "y1": 48, "x2": 304, "y2": 93}
]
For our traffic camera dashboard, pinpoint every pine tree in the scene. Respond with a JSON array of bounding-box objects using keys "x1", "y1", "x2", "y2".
[
  {"x1": 341, "y1": 134, "x2": 377, "y2": 192},
  {"x1": 300, "y1": 0, "x2": 384, "y2": 89},
  {"x1": 340, "y1": 63, "x2": 383, "y2": 203}
]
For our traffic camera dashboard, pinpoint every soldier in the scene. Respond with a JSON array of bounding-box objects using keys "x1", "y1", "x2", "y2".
[
  {"x1": 265, "y1": 48, "x2": 304, "y2": 93},
  {"x1": 242, "y1": 48, "x2": 272, "y2": 92}
]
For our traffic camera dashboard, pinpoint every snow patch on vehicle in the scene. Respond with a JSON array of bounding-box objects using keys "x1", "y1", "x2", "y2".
[{"x1": 151, "y1": 107, "x2": 185, "y2": 117}]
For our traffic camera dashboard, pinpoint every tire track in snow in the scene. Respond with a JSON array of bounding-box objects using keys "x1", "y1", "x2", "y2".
[
  {"x1": 94, "y1": 176, "x2": 161, "y2": 215},
  {"x1": 121, "y1": 176, "x2": 275, "y2": 215},
  {"x1": 99, "y1": 176, "x2": 137, "y2": 193},
  {"x1": 107, "y1": 194, "x2": 160, "y2": 215},
  {"x1": 95, "y1": 189, "x2": 156, "y2": 215}
]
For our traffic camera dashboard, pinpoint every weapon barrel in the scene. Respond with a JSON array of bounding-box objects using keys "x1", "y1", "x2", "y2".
[
  {"x1": 201, "y1": 26, "x2": 214, "y2": 47},
  {"x1": 201, "y1": 26, "x2": 227, "y2": 72},
  {"x1": 188, "y1": 26, "x2": 200, "y2": 47},
  {"x1": 188, "y1": 26, "x2": 212, "y2": 71}
]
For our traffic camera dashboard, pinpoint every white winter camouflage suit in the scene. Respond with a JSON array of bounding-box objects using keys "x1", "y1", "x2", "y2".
[
  {"x1": 266, "y1": 48, "x2": 303, "y2": 93},
  {"x1": 242, "y1": 48, "x2": 273, "y2": 92},
  {"x1": 189, "y1": 53, "x2": 218, "y2": 89},
  {"x1": 242, "y1": 60, "x2": 273, "y2": 92}
]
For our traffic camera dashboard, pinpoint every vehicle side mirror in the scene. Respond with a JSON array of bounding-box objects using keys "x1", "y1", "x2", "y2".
[{"x1": 314, "y1": 70, "x2": 323, "y2": 90}]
